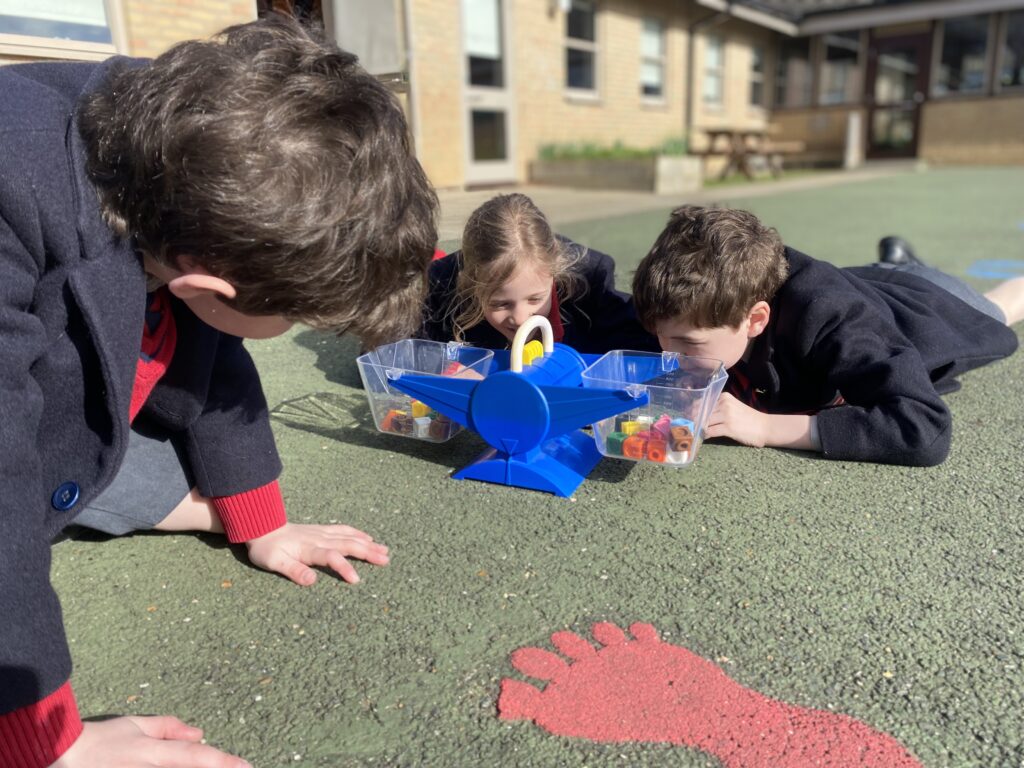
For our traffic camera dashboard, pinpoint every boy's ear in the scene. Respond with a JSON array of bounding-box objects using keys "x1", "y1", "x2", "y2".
[
  {"x1": 165, "y1": 256, "x2": 238, "y2": 301},
  {"x1": 746, "y1": 300, "x2": 771, "y2": 338}
]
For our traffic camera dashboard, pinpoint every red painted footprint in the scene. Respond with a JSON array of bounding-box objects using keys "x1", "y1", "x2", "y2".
[{"x1": 499, "y1": 622, "x2": 923, "y2": 768}]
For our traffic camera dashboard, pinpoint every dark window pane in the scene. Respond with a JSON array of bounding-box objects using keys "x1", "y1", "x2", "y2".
[
  {"x1": 776, "y1": 37, "x2": 812, "y2": 107},
  {"x1": 469, "y1": 55, "x2": 503, "y2": 87},
  {"x1": 471, "y1": 110, "x2": 507, "y2": 161},
  {"x1": 821, "y1": 31, "x2": 860, "y2": 104},
  {"x1": 750, "y1": 79, "x2": 764, "y2": 106},
  {"x1": 875, "y1": 48, "x2": 919, "y2": 103},
  {"x1": 871, "y1": 107, "x2": 915, "y2": 150},
  {"x1": 567, "y1": 3, "x2": 594, "y2": 42},
  {"x1": 567, "y1": 47, "x2": 595, "y2": 89},
  {"x1": 936, "y1": 14, "x2": 990, "y2": 94},
  {"x1": 1001, "y1": 11, "x2": 1024, "y2": 88}
]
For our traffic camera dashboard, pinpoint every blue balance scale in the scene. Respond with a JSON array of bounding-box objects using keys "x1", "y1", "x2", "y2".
[{"x1": 386, "y1": 316, "x2": 650, "y2": 497}]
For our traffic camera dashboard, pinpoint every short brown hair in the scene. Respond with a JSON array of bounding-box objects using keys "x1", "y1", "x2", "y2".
[
  {"x1": 78, "y1": 14, "x2": 437, "y2": 347},
  {"x1": 632, "y1": 205, "x2": 788, "y2": 330},
  {"x1": 449, "y1": 193, "x2": 582, "y2": 340}
]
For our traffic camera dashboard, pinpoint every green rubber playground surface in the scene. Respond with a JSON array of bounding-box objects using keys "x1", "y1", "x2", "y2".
[{"x1": 54, "y1": 167, "x2": 1024, "y2": 767}]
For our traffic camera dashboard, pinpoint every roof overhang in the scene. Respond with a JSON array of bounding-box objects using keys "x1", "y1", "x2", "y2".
[
  {"x1": 694, "y1": 0, "x2": 800, "y2": 35},
  {"x1": 799, "y1": 0, "x2": 1024, "y2": 34}
]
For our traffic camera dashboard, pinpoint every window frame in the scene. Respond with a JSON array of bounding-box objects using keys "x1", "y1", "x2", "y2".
[
  {"x1": 930, "y1": 12, "x2": 997, "y2": 99},
  {"x1": 995, "y1": 9, "x2": 1024, "y2": 94},
  {"x1": 564, "y1": 0, "x2": 600, "y2": 99},
  {"x1": 749, "y1": 44, "x2": 766, "y2": 109},
  {"x1": 818, "y1": 29, "x2": 864, "y2": 106},
  {"x1": 773, "y1": 35, "x2": 814, "y2": 110},
  {"x1": 639, "y1": 15, "x2": 667, "y2": 104},
  {"x1": 0, "y1": 0, "x2": 126, "y2": 60},
  {"x1": 702, "y1": 33, "x2": 725, "y2": 108}
]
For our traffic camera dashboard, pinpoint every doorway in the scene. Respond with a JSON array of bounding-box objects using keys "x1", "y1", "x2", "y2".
[{"x1": 865, "y1": 32, "x2": 931, "y2": 158}]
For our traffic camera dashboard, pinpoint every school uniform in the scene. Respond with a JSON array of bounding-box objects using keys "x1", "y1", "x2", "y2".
[
  {"x1": 422, "y1": 241, "x2": 659, "y2": 353},
  {"x1": 727, "y1": 247, "x2": 1019, "y2": 466},
  {"x1": 0, "y1": 60, "x2": 285, "y2": 767}
]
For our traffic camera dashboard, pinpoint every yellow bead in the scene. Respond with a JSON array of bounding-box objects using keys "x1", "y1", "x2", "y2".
[
  {"x1": 621, "y1": 421, "x2": 642, "y2": 436},
  {"x1": 522, "y1": 340, "x2": 544, "y2": 366},
  {"x1": 411, "y1": 400, "x2": 430, "y2": 418}
]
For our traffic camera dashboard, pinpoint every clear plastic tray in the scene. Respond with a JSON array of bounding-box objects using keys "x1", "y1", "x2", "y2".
[
  {"x1": 356, "y1": 340, "x2": 494, "y2": 442},
  {"x1": 581, "y1": 350, "x2": 727, "y2": 467}
]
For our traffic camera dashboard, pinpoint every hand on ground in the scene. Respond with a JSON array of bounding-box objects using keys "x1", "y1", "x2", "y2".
[
  {"x1": 53, "y1": 716, "x2": 249, "y2": 768},
  {"x1": 245, "y1": 522, "x2": 390, "y2": 586},
  {"x1": 703, "y1": 392, "x2": 769, "y2": 447}
]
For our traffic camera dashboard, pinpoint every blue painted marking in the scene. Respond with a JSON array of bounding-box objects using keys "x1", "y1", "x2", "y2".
[
  {"x1": 966, "y1": 259, "x2": 1024, "y2": 280},
  {"x1": 1017, "y1": 221, "x2": 1024, "y2": 231}
]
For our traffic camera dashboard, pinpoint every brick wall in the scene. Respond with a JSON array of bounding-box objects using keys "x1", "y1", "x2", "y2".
[
  {"x1": 920, "y1": 96, "x2": 1024, "y2": 164},
  {"x1": 407, "y1": 0, "x2": 465, "y2": 188},
  {"x1": 122, "y1": 0, "x2": 256, "y2": 58}
]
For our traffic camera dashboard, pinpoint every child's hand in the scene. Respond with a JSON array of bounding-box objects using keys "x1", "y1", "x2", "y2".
[
  {"x1": 704, "y1": 392, "x2": 769, "y2": 447},
  {"x1": 54, "y1": 716, "x2": 250, "y2": 768},
  {"x1": 245, "y1": 522, "x2": 390, "y2": 586}
]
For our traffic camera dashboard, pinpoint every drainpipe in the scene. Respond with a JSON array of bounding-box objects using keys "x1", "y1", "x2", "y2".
[{"x1": 684, "y1": 2, "x2": 731, "y2": 147}]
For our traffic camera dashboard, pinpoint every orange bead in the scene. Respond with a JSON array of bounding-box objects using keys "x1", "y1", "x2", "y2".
[
  {"x1": 623, "y1": 435, "x2": 647, "y2": 460},
  {"x1": 647, "y1": 439, "x2": 667, "y2": 463}
]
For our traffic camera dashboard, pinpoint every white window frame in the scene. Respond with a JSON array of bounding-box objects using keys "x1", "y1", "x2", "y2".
[
  {"x1": 931, "y1": 13, "x2": 997, "y2": 98},
  {"x1": 703, "y1": 34, "x2": 725, "y2": 107},
  {"x1": 749, "y1": 44, "x2": 766, "y2": 109},
  {"x1": 995, "y1": 9, "x2": 1024, "y2": 94},
  {"x1": 640, "y1": 16, "x2": 666, "y2": 104},
  {"x1": 0, "y1": 0, "x2": 126, "y2": 60},
  {"x1": 565, "y1": 0, "x2": 599, "y2": 99}
]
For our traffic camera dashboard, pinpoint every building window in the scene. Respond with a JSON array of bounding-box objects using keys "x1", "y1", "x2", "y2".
[
  {"x1": 1000, "y1": 10, "x2": 1024, "y2": 89},
  {"x1": 566, "y1": 0, "x2": 597, "y2": 92},
  {"x1": 640, "y1": 17, "x2": 665, "y2": 99},
  {"x1": 750, "y1": 45, "x2": 765, "y2": 107},
  {"x1": 820, "y1": 31, "x2": 861, "y2": 105},
  {"x1": 0, "y1": 0, "x2": 111, "y2": 43},
  {"x1": 464, "y1": 0, "x2": 504, "y2": 87},
  {"x1": 935, "y1": 14, "x2": 991, "y2": 95},
  {"x1": 775, "y1": 36, "x2": 812, "y2": 107},
  {"x1": 703, "y1": 35, "x2": 724, "y2": 105}
]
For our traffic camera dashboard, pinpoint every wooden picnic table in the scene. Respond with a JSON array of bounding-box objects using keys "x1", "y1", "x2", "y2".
[{"x1": 695, "y1": 127, "x2": 805, "y2": 180}]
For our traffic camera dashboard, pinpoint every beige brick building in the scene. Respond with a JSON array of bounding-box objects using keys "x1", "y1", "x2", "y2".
[{"x1": 4, "y1": 0, "x2": 1023, "y2": 189}]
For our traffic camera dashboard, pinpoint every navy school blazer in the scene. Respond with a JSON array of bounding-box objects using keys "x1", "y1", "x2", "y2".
[
  {"x1": 0, "y1": 60, "x2": 281, "y2": 717},
  {"x1": 735, "y1": 247, "x2": 1019, "y2": 466}
]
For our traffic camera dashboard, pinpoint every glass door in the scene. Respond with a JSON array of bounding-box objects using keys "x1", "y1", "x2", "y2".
[
  {"x1": 865, "y1": 33, "x2": 931, "y2": 158},
  {"x1": 462, "y1": 0, "x2": 515, "y2": 185}
]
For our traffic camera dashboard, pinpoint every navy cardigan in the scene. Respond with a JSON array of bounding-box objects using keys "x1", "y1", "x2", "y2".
[
  {"x1": 422, "y1": 241, "x2": 659, "y2": 354},
  {"x1": 0, "y1": 61, "x2": 281, "y2": 724},
  {"x1": 735, "y1": 248, "x2": 1019, "y2": 466}
]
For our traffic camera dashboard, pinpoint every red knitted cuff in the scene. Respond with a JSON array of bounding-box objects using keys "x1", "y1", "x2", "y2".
[
  {"x1": 212, "y1": 479, "x2": 288, "y2": 543},
  {"x1": 0, "y1": 682, "x2": 83, "y2": 768}
]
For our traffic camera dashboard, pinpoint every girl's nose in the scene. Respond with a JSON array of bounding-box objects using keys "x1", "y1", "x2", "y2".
[{"x1": 512, "y1": 306, "x2": 534, "y2": 326}]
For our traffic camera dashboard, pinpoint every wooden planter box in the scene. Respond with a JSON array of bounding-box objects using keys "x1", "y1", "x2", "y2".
[{"x1": 528, "y1": 155, "x2": 702, "y2": 195}]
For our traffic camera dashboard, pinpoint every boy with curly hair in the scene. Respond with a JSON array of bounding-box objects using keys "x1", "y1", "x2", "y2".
[
  {"x1": 632, "y1": 206, "x2": 1022, "y2": 466},
  {"x1": 0, "y1": 16, "x2": 436, "y2": 768}
]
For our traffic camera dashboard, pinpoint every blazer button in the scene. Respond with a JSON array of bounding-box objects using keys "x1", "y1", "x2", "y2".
[{"x1": 52, "y1": 482, "x2": 80, "y2": 511}]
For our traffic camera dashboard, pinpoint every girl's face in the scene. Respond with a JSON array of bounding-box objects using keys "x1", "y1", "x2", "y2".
[{"x1": 483, "y1": 262, "x2": 554, "y2": 342}]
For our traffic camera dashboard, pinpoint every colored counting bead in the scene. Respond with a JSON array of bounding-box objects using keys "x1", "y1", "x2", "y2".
[
  {"x1": 414, "y1": 417, "x2": 432, "y2": 438},
  {"x1": 521, "y1": 339, "x2": 544, "y2": 366},
  {"x1": 653, "y1": 414, "x2": 672, "y2": 438},
  {"x1": 646, "y1": 439, "x2": 667, "y2": 463},
  {"x1": 411, "y1": 400, "x2": 431, "y2": 418},
  {"x1": 605, "y1": 432, "x2": 628, "y2": 455},
  {"x1": 622, "y1": 435, "x2": 647, "y2": 459},
  {"x1": 670, "y1": 425, "x2": 694, "y2": 452},
  {"x1": 620, "y1": 421, "x2": 642, "y2": 436}
]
